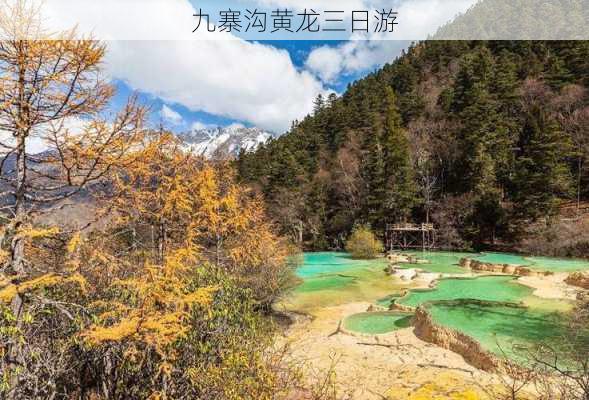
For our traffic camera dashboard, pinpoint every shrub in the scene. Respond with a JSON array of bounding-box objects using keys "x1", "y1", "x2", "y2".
[
  {"x1": 519, "y1": 218, "x2": 589, "y2": 258},
  {"x1": 345, "y1": 225, "x2": 383, "y2": 259}
]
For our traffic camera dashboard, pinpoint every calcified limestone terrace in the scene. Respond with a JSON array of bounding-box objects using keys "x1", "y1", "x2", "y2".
[
  {"x1": 412, "y1": 303, "x2": 503, "y2": 371},
  {"x1": 278, "y1": 251, "x2": 589, "y2": 398},
  {"x1": 459, "y1": 257, "x2": 554, "y2": 277},
  {"x1": 459, "y1": 252, "x2": 589, "y2": 274},
  {"x1": 279, "y1": 301, "x2": 496, "y2": 399}
]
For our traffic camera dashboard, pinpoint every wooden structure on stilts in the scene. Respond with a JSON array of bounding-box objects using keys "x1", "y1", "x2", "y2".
[{"x1": 385, "y1": 223, "x2": 437, "y2": 251}]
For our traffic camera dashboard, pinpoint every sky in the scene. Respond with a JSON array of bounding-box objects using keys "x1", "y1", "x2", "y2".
[
  {"x1": 108, "y1": 39, "x2": 411, "y2": 134},
  {"x1": 36, "y1": 0, "x2": 479, "y2": 135}
]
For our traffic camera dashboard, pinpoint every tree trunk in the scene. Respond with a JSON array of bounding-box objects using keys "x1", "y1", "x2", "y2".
[
  {"x1": 11, "y1": 43, "x2": 28, "y2": 276},
  {"x1": 6, "y1": 44, "x2": 29, "y2": 400},
  {"x1": 11, "y1": 134, "x2": 27, "y2": 275},
  {"x1": 158, "y1": 222, "x2": 166, "y2": 265},
  {"x1": 215, "y1": 232, "x2": 222, "y2": 267},
  {"x1": 577, "y1": 156, "x2": 583, "y2": 215}
]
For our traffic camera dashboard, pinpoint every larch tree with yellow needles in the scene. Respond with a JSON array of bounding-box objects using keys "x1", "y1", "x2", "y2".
[
  {"x1": 107, "y1": 132, "x2": 297, "y2": 312},
  {"x1": 0, "y1": 1, "x2": 145, "y2": 397},
  {"x1": 69, "y1": 131, "x2": 297, "y2": 399}
]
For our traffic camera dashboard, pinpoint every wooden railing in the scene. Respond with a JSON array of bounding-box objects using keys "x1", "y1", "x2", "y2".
[{"x1": 387, "y1": 223, "x2": 435, "y2": 231}]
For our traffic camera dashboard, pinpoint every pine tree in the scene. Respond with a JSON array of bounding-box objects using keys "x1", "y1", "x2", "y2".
[
  {"x1": 361, "y1": 114, "x2": 387, "y2": 230},
  {"x1": 237, "y1": 40, "x2": 589, "y2": 249},
  {"x1": 313, "y1": 94, "x2": 325, "y2": 114},
  {"x1": 513, "y1": 102, "x2": 573, "y2": 220},
  {"x1": 451, "y1": 48, "x2": 513, "y2": 243},
  {"x1": 545, "y1": 53, "x2": 574, "y2": 90},
  {"x1": 381, "y1": 87, "x2": 417, "y2": 222}
]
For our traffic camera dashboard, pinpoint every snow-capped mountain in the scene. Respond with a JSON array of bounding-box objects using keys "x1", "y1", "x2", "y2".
[{"x1": 180, "y1": 125, "x2": 275, "y2": 159}]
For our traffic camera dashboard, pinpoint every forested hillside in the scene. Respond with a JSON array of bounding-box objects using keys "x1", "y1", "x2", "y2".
[{"x1": 237, "y1": 41, "x2": 589, "y2": 251}]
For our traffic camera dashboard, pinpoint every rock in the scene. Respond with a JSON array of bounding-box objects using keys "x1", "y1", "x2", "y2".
[
  {"x1": 502, "y1": 265, "x2": 516, "y2": 274},
  {"x1": 465, "y1": 259, "x2": 553, "y2": 278},
  {"x1": 389, "y1": 302, "x2": 415, "y2": 312},
  {"x1": 388, "y1": 252, "x2": 410, "y2": 264},
  {"x1": 397, "y1": 269, "x2": 417, "y2": 281},
  {"x1": 514, "y1": 267, "x2": 536, "y2": 277},
  {"x1": 459, "y1": 258, "x2": 471, "y2": 269},
  {"x1": 416, "y1": 272, "x2": 441, "y2": 285},
  {"x1": 577, "y1": 290, "x2": 589, "y2": 302},
  {"x1": 412, "y1": 306, "x2": 502, "y2": 372},
  {"x1": 565, "y1": 272, "x2": 589, "y2": 289},
  {"x1": 394, "y1": 268, "x2": 418, "y2": 281},
  {"x1": 469, "y1": 260, "x2": 503, "y2": 273}
]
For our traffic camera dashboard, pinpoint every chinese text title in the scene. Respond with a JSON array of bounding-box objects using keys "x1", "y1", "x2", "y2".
[{"x1": 193, "y1": 8, "x2": 399, "y2": 34}]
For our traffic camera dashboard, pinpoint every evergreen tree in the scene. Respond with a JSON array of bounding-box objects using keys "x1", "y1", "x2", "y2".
[
  {"x1": 381, "y1": 87, "x2": 417, "y2": 222},
  {"x1": 361, "y1": 114, "x2": 387, "y2": 230},
  {"x1": 237, "y1": 40, "x2": 588, "y2": 250},
  {"x1": 513, "y1": 102, "x2": 573, "y2": 220},
  {"x1": 545, "y1": 53, "x2": 574, "y2": 90},
  {"x1": 313, "y1": 94, "x2": 325, "y2": 114}
]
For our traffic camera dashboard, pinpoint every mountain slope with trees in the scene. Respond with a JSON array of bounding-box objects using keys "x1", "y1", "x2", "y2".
[{"x1": 237, "y1": 41, "x2": 589, "y2": 251}]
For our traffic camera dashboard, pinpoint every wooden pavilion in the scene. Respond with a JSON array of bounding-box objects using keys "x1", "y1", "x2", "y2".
[{"x1": 385, "y1": 223, "x2": 437, "y2": 251}]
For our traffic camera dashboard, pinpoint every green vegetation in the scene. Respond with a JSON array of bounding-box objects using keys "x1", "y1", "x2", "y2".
[
  {"x1": 344, "y1": 225, "x2": 384, "y2": 259},
  {"x1": 238, "y1": 41, "x2": 589, "y2": 252}
]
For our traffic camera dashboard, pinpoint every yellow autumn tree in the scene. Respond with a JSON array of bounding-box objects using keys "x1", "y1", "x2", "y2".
[
  {"x1": 66, "y1": 131, "x2": 297, "y2": 399},
  {"x1": 188, "y1": 162, "x2": 298, "y2": 309},
  {"x1": 77, "y1": 133, "x2": 219, "y2": 361},
  {"x1": 0, "y1": 1, "x2": 146, "y2": 397},
  {"x1": 105, "y1": 133, "x2": 297, "y2": 309}
]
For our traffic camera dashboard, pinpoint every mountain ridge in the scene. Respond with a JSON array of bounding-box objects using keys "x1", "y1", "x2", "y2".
[{"x1": 180, "y1": 125, "x2": 275, "y2": 159}]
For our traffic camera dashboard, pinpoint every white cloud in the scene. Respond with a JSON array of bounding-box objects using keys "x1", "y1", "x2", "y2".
[
  {"x1": 0, "y1": 117, "x2": 90, "y2": 155},
  {"x1": 33, "y1": 0, "x2": 476, "y2": 134},
  {"x1": 304, "y1": 0, "x2": 477, "y2": 82},
  {"x1": 393, "y1": 0, "x2": 477, "y2": 39},
  {"x1": 249, "y1": 0, "x2": 367, "y2": 14},
  {"x1": 37, "y1": 0, "x2": 329, "y2": 133},
  {"x1": 105, "y1": 40, "x2": 326, "y2": 133},
  {"x1": 41, "y1": 0, "x2": 196, "y2": 40},
  {"x1": 249, "y1": 0, "x2": 477, "y2": 40},
  {"x1": 305, "y1": 40, "x2": 408, "y2": 82},
  {"x1": 160, "y1": 105, "x2": 184, "y2": 125}
]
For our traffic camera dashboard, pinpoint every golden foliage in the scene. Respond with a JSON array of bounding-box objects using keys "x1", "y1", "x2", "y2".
[
  {"x1": 17, "y1": 226, "x2": 60, "y2": 240},
  {"x1": 345, "y1": 224, "x2": 384, "y2": 259},
  {"x1": 80, "y1": 244, "x2": 217, "y2": 350},
  {"x1": 66, "y1": 232, "x2": 83, "y2": 255},
  {"x1": 74, "y1": 133, "x2": 294, "y2": 393},
  {"x1": 108, "y1": 132, "x2": 289, "y2": 271},
  {"x1": 0, "y1": 272, "x2": 86, "y2": 303}
]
